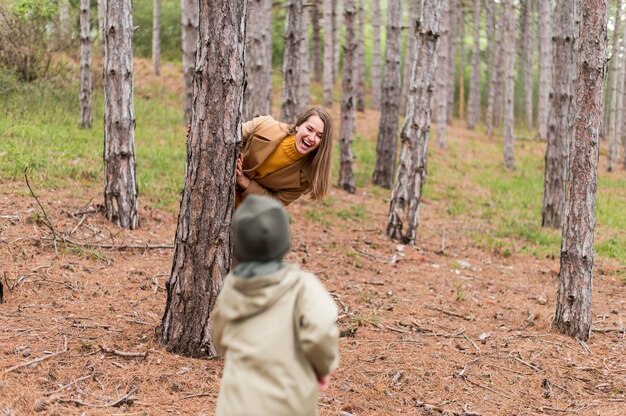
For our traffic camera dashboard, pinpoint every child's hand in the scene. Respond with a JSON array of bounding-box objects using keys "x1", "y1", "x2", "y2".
[{"x1": 317, "y1": 374, "x2": 330, "y2": 391}]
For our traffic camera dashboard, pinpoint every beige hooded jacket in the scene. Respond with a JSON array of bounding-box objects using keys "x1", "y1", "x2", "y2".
[{"x1": 212, "y1": 264, "x2": 339, "y2": 416}]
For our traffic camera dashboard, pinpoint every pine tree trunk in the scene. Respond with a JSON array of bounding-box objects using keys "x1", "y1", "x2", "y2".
[
  {"x1": 400, "y1": 1, "x2": 419, "y2": 117},
  {"x1": 322, "y1": 0, "x2": 334, "y2": 106},
  {"x1": 434, "y1": 0, "x2": 450, "y2": 149},
  {"x1": 103, "y1": 0, "x2": 139, "y2": 230},
  {"x1": 457, "y1": 9, "x2": 465, "y2": 121},
  {"x1": 298, "y1": 8, "x2": 311, "y2": 114},
  {"x1": 244, "y1": 0, "x2": 272, "y2": 120},
  {"x1": 281, "y1": 0, "x2": 304, "y2": 123},
  {"x1": 370, "y1": 0, "x2": 381, "y2": 109},
  {"x1": 493, "y1": 3, "x2": 506, "y2": 129},
  {"x1": 372, "y1": 0, "x2": 402, "y2": 188},
  {"x1": 355, "y1": 0, "x2": 366, "y2": 112},
  {"x1": 608, "y1": 0, "x2": 624, "y2": 171},
  {"x1": 181, "y1": 0, "x2": 199, "y2": 125},
  {"x1": 58, "y1": 0, "x2": 70, "y2": 47},
  {"x1": 466, "y1": 0, "x2": 481, "y2": 129},
  {"x1": 485, "y1": 0, "x2": 498, "y2": 137},
  {"x1": 541, "y1": 0, "x2": 577, "y2": 229},
  {"x1": 79, "y1": 0, "x2": 92, "y2": 129},
  {"x1": 387, "y1": 0, "x2": 443, "y2": 245},
  {"x1": 502, "y1": 0, "x2": 516, "y2": 170},
  {"x1": 157, "y1": 0, "x2": 246, "y2": 357},
  {"x1": 447, "y1": 0, "x2": 457, "y2": 123},
  {"x1": 152, "y1": 0, "x2": 160, "y2": 75},
  {"x1": 537, "y1": 0, "x2": 553, "y2": 141},
  {"x1": 334, "y1": 0, "x2": 343, "y2": 80},
  {"x1": 97, "y1": 0, "x2": 105, "y2": 53},
  {"x1": 338, "y1": 0, "x2": 357, "y2": 194},
  {"x1": 523, "y1": 0, "x2": 535, "y2": 129},
  {"x1": 311, "y1": 0, "x2": 323, "y2": 83},
  {"x1": 554, "y1": 0, "x2": 605, "y2": 342}
]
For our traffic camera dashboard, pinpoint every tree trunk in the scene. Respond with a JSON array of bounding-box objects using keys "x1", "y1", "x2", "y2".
[
  {"x1": 541, "y1": 0, "x2": 577, "y2": 229},
  {"x1": 334, "y1": 0, "x2": 343, "y2": 83},
  {"x1": 457, "y1": 8, "x2": 465, "y2": 121},
  {"x1": 537, "y1": 0, "x2": 553, "y2": 140},
  {"x1": 244, "y1": 0, "x2": 272, "y2": 121},
  {"x1": 355, "y1": 0, "x2": 366, "y2": 112},
  {"x1": 434, "y1": 0, "x2": 450, "y2": 149},
  {"x1": 400, "y1": 1, "x2": 419, "y2": 117},
  {"x1": 338, "y1": 0, "x2": 357, "y2": 194},
  {"x1": 79, "y1": 0, "x2": 92, "y2": 129},
  {"x1": 608, "y1": 0, "x2": 624, "y2": 171},
  {"x1": 157, "y1": 0, "x2": 246, "y2": 357},
  {"x1": 58, "y1": 0, "x2": 70, "y2": 47},
  {"x1": 181, "y1": 0, "x2": 199, "y2": 125},
  {"x1": 466, "y1": 0, "x2": 481, "y2": 129},
  {"x1": 311, "y1": 0, "x2": 323, "y2": 83},
  {"x1": 103, "y1": 0, "x2": 139, "y2": 230},
  {"x1": 387, "y1": 0, "x2": 443, "y2": 245},
  {"x1": 323, "y1": 0, "x2": 334, "y2": 106},
  {"x1": 485, "y1": 0, "x2": 498, "y2": 137},
  {"x1": 298, "y1": 7, "x2": 311, "y2": 114},
  {"x1": 447, "y1": 0, "x2": 457, "y2": 123},
  {"x1": 502, "y1": 0, "x2": 516, "y2": 170},
  {"x1": 97, "y1": 0, "x2": 105, "y2": 53},
  {"x1": 152, "y1": 0, "x2": 160, "y2": 75},
  {"x1": 523, "y1": 0, "x2": 535, "y2": 129},
  {"x1": 554, "y1": 0, "x2": 606, "y2": 342},
  {"x1": 370, "y1": 0, "x2": 381, "y2": 109},
  {"x1": 372, "y1": 0, "x2": 402, "y2": 188},
  {"x1": 281, "y1": 0, "x2": 304, "y2": 123},
  {"x1": 493, "y1": 3, "x2": 505, "y2": 129}
]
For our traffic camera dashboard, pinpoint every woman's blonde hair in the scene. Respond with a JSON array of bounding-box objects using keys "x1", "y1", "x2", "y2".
[{"x1": 290, "y1": 107, "x2": 333, "y2": 200}]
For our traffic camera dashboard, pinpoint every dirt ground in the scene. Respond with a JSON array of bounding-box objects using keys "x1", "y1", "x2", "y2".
[{"x1": 1, "y1": 161, "x2": 625, "y2": 416}]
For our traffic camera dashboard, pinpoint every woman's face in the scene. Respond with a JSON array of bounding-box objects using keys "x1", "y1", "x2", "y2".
[{"x1": 294, "y1": 115, "x2": 325, "y2": 155}]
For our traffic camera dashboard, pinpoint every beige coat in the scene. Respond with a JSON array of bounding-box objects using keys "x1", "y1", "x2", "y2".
[
  {"x1": 212, "y1": 265, "x2": 339, "y2": 416},
  {"x1": 238, "y1": 116, "x2": 314, "y2": 206}
]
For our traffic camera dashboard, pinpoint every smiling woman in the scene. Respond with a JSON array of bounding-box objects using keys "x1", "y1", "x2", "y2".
[{"x1": 236, "y1": 107, "x2": 334, "y2": 207}]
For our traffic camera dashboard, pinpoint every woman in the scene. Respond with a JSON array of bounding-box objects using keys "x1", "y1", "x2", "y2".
[{"x1": 236, "y1": 107, "x2": 334, "y2": 207}]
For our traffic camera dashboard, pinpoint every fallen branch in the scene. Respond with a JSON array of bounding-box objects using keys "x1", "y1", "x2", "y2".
[
  {"x1": 415, "y1": 400, "x2": 482, "y2": 416},
  {"x1": 592, "y1": 326, "x2": 626, "y2": 334},
  {"x1": 427, "y1": 306, "x2": 475, "y2": 321},
  {"x1": 99, "y1": 345, "x2": 147, "y2": 358},
  {"x1": 73, "y1": 323, "x2": 121, "y2": 332},
  {"x1": 25, "y1": 170, "x2": 59, "y2": 255},
  {"x1": 4, "y1": 336, "x2": 68, "y2": 374},
  {"x1": 178, "y1": 392, "x2": 215, "y2": 401},
  {"x1": 57, "y1": 387, "x2": 137, "y2": 408},
  {"x1": 44, "y1": 374, "x2": 92, "y2": 396}
]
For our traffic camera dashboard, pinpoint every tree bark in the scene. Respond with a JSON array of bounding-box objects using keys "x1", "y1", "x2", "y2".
[
  {"x1": 97, "y1": 0, "x2": 105, "y2": 54},
  {"x1": 281, "y1": 0, "x2": 304, "y2": 123},
  {"x1": 502, "y1": 0, "x2": 516, "y2": 170},
  {"x1": 434, "y1": 0, "x2": 450, "y2": 149},
  {"x1": 103, "y1": 0, "x2": 139, "y2": 230},
  {"x1": 608, "y1": 0, "x2": 624, "y2": 171},
  {"x1": 355, "y1": 0, "x2": 366, "y2": 112},
  {"x1": 334, "y1": 0, "x2": 343, "y2": 79},
  {"x1": 152, "y1": 0, "x2": 160, "y2": 76},
  {"x1": 447, "y1": 0, "x2": 457, "y2": 123},
  {"x1": 244, "y1": 0, "x2": 272, "y2": 121},
  {"x1": 541, "y1": 0, "x2": 577, "y2": 229},
  {"x1": 158, "y1": 0, "x2": 246, "y2": 357},
  {"x1": 79, "y1": 0, "x2": 92, "y2": 129},
  {"x1": 554, "y1": 0, "x2": 606, "y2": 342},
  {"x1": 298, "y1": 6, "x2": 311, "y2": 114},
  {"x1": 181, "y1": 0, "x2": 199, "y2": 125},
  {"x1": 485, "y1": 0, "x2": 498, "y2": 137},
  {"x1": 387, "y1": 0, "x2": 443, "y2": 245},
  {"x1": 457, "y1": 7, "x2": 466, "y2": 121},
  {"x1": 522, "y1": 0, "x2": 536, "y2": 129},
  {"x1": 537, "y1": 0, "x2": 553, "y2": 140},
  {"x1": 311, "y1": 0, "x2": 323, "y2": 83},
  {"x1": 372, "y1": 0, "x2": 402, "y2": 188},
  {"x1": 400, "y1": 0, "x2": 419, "y2": 117},
  {"x1": 323, "y1": 0, "x2": 334, "y2": 106},
  {"x1": 370, "y1": 0, "x2": 381, "y2": 109},
  {"x1": 466, "y1": 0, "x2": 481, "y2": 129},
  {"x1": 338, "y1": 0, "x2": 357, "y2": 194}
]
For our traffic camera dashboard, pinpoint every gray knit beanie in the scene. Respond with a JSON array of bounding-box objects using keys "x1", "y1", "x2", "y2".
[{"x1": 233, "y1": 195, "x2": 291, "y2": 262}]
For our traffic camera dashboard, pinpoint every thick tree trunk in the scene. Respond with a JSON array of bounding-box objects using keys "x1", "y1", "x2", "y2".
[
  {"x1": 370, "y1": 0, "x2": 381, "y2": 109},
  {"x1": 537, "y1": 0, "x2": 553, "y2": 141},
  {"x1": 103, "y1": 0, "x2": 139, "y2": 230},
  {"x1": 372, "y1": 0, "x2": 402, "y2": 188},
  {"x1": 338, "y1": 0, "x2": 357, "y2": 194},
  {"x1": 322, "y1": 0, "x2": 334, "y2": 106},
  {"x1": 554, "y1": 0, "x2": 606, "y2": 342},
  {"x1": 355, "y1": 0, "x2": 366, "y2": 112},
  {"x1": 466, "y1": 0, "x2": 481, "y2": 129},
  {"x1": 281, "y1": 0, "x2": 304, "y2": 123},
  {"x1": 608, "y1": 0, "x2": 624, "y2": 171},
  {"x1": 502, "y1": 0, "x2": 515, "y2": 170},
  {"x1": 485, "y1": 0, "x2": 498, "y2": 137},
  {"x1": 152, "y1": 0, "x2": 160, "y2": 76},
  {"x1": 79, "y1": 0, "x2": 92, "y2": 129},
  {"x1": 334, "y1": 0, "x2": 343, "y2": 83},
  {"x1": 400, "y1": 1, "x2": 419, "y2": 117},
  {"x1": 244, "y1": 0, "x2": 272, "y2": 121},
  {"x1": 181, "y1": 0, "x2": 199, "y2": 125},
  {"x1": 434, "y1": 0, "x2": 450, "y2": 149},
  {"x1": 158, "y1": 0, "x2": 246, "y2": 357},
  {"x1": 298, "y1": 7, "x2": 311, "y2": 114},
  {"x1": 311, "y1": 0, "x2": 323, "y2": 83},
  {"x1": 542, "y1": 0, "x2": 577, "y2": 229},
  {"x1": 387, "y1": 0, "x2": 443, "y2": 245}
]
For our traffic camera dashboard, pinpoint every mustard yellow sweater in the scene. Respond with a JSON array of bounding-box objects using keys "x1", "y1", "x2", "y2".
[{"x1": 255, "y1": 134, "x2": 305, "y2": 179}]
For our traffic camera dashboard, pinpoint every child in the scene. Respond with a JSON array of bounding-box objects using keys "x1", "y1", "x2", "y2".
[{"x1": 212, "y1": 195, "x2": 339, "y2": 416}]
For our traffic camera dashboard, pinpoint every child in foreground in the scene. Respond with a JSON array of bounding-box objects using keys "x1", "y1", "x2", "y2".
[{"x1": 212, "y1": 195, "x2": 340, "y2": 416}]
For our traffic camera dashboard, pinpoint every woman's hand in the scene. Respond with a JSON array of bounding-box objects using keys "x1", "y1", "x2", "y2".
[{"x1": 236, "y1": 153, "x2": 250, "y2": 189}]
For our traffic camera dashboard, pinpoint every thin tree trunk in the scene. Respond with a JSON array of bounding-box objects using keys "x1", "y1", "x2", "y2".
[
  {"x1": 372, "y1": 0, "x2": 402, "y2": 188},
  {"x1": 435, "y1": 0, "x2": 450, "y2": 149},
  {"x1": 387, "y1": 0, "x2": 444, "y2": 245},
  {"x1": 323, "y1": 0, "x2": 334, "y2": 106},
  {"x1": 608, "y1": 0, "x2": 624, "y2": 171},
  {"x1": 502, "y1": 0, "x2": 515, "y2": 170},
  {"x1": 157, "y1": 0, "x2": 246, "y2": 358},
  {"x1": 338, "y1": 0, "x2": 357, "y2": 193},
  {"x1": 541, "y1": 0, "x2": 577, "y2": 229},
  {"x1": 400, "y1": 1, "x2": 419, "y2": 117},
  {"x1": 298, "y1": 7, "x2": 311, "y2": 114},
  {"x1": 537, "y1": 0, "x2": 553, "y2": 140},
  {"x1": 97, "y1": 0, "x2": 105, "y2": 53},
  {"x1": 554, "y1": 0, "x2": 606, "y2": 342},
  {"x1": 523, "y1": 0, "x2": 535, "y2": 129},
  {"x1": 370, "y1": 0, "x2": 381, "y2": 109},
  {"x1": 355, "y1": 0, "x2": 366, "y2": 112},
  {"x1": 493, "y1": 3, "x2": 505, "y2": 129},
  {"x1": 181, "y1": 0, "x2": 199, "y2": 125},
  {"x1": 152, "y1": 0, "x2": 160, "y2": 75},
  {"x1": 457, "y1": 8, "x2": 465, "y2": 121},
  {"x1": 244, "y1": 0, "x2": 272, "y2": 120},
  {"x1": 485, "y1": 0, "x2": 498, "y2": 137},
  {"x1": 281, "y1": 0, "x2": 304, "y2": 123},
  {"x1": 466, "y1": 0, "x2": 481, "y2": 129},
  {"x1": 103, "y1": 0, "x2": 139, "y2": 230},
  {"x1": 334, "y1": 0, "x2": 343, "y2": 79},
  {"x1": 311, "y1": 0, "x2": 323, "y2": 83},
  {"x1": 79, "y1": 0, "x2": 92, "y2": 129},
  {"x1": 58, "y1": 0, "x2": 70, "y2": 48},
  {"x1": 447, "y1": 0, "x2": 457, "y2": 123}
]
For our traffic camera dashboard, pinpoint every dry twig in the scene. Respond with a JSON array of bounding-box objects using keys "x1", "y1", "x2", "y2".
[
  {"x1": 4, "y1": 336, "x2": 68, "y2": 374},
  {"x1": 99, "y1": 345, "x2": 147, "y2": 358},
  {"x1": 56, "y1": 387, "x2": 137, "y2": 408}
]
